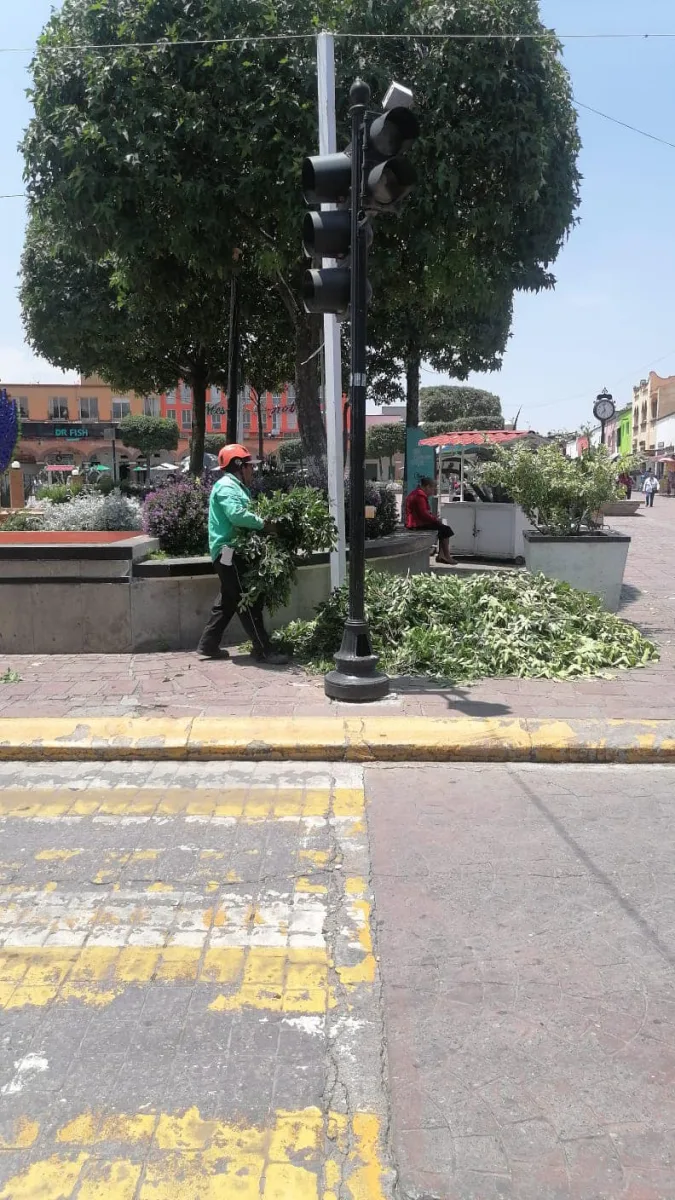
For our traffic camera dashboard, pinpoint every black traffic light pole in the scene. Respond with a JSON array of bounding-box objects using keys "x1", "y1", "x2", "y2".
[{"x1": 325, "y1": 80, "x2": 389, "y2": 702}]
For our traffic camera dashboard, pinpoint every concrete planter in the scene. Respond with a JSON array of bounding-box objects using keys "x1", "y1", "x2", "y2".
[
  {"x1": 523, "y1": 530, "x2": 630, "y2": 612},
  {"x1": 600, "y1": 500, "x2": 641, "y2": 517},
  {"x1": 0, "y1": 530, "x2": 435, "y2": 654}
]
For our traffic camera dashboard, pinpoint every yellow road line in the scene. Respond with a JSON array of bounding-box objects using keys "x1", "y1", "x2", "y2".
[{"x1": 0, "y1": 1107, "x2": 388, "y2": 1200}]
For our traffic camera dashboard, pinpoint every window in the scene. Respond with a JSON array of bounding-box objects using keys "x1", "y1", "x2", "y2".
[
  {"x1": 287, "y1": 404, "x2": 297, "y2": 431},
  {"x1": 15, "y1": 396, "x2": 28, "y2": 419},
  {"x1": 144, "y1": 395, "x2": 161, "y2": 417},
  {"x1": 243, "y1": 406, "x2": 251, "y2": 431},
  {"x1": 181, "y1": 410, "x2": 192, "y2": 430},
  {"x1": 211, "y1": 411, "x2": 222, "y2": 431},
  {"x1": 49, "y1": 397, "x2": 69, "y2": 420},
  {"x1": 271, "y1": 393, "x2": 282, "y2": 436},
  {"x1": 165, "y1": 388, "x2": 177, "y2": 406},
  {"x1": 112, "y1": 397, "x2": 131, "y2": 420},
  {"x1": 79, "y1": 396, "x2": 99, "y2": 421},
  {"x1": 166, "y1": 408, "x2": 176, "y2": 422},
  {"x1": 180, "y1": 382, "x2": 191, "y2": 405}
]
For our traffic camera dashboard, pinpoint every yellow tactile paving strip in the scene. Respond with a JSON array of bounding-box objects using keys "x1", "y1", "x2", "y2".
[
  {"x1": 0, "y1": 769, "x2": 392, "y2": 1197},
  {"x1": 0, "y1": 1106, "x2": 386, "y2": 1199},
  {"x1": 0, "y1": 787, "x2": 366, "y2": 822}
]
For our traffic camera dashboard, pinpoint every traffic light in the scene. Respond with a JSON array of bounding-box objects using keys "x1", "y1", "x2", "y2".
[
  {"x1": 364, "y1": 86, "x2": 420, "y2": 214},
  {"x1": 301, "y1": 152, "x2": 352, "y2": 316}
]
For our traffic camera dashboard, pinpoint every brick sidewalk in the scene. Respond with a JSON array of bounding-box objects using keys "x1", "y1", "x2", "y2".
[{"x1": 1, "y1": 505, "x2": 673, "y2": 720}]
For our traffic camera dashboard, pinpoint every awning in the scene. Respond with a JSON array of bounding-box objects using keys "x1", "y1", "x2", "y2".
[
  {"x1": 45, "y1": 464, "x2": 74, "y2": 472},
  {"x1": 419, "y1": 430, "x2": 535, "y2": 453}
]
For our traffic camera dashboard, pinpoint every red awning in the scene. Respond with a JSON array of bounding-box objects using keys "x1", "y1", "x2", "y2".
[{"x1": 419, "y1": 430, "x2": 534, "y2": 451}]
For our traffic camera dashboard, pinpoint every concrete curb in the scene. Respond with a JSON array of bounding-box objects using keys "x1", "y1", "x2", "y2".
[{"x1": 1, "y1": 717, "x2": 675, "y2": 763}]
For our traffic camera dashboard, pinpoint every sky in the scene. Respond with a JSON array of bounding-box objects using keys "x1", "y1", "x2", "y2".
[{"x1": 1, "y1": 1, "x2": 675, "y2": 434}]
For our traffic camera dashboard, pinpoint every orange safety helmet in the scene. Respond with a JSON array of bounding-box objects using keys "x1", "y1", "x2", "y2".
[{"x1": 218, "y1": 443, "x2": 252, "y2": 471}]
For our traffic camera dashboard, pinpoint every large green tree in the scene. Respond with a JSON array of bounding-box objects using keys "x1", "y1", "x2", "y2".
[
  {"x1": 22, "y1": 0, "x2": 579, "y2": 464},
  {"x1": 117, "y1": 414, "x2": 180, "y2": 474},
  {"x1": 21, "y1": 215, "x2": 292, "y2": 473},
  {"x1": 365, "y1": 423, "x2": 406, "y2": 476}
]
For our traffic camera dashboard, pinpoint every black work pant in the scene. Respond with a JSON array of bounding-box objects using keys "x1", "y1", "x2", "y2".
[{"x1": 198, "y1": 555, "x2": 271, "y2": 657}]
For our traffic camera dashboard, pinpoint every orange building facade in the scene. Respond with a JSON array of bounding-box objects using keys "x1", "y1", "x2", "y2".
[{"x1": 6, "y1": 377, "x2": 300, "y2": 481}]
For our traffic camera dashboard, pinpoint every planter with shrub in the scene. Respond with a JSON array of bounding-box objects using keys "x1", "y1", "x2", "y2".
[
  {"x1": 481, "y1": 443, "x2": 632, "y2": 610},
  {"x1": 26, "y1": 490, "x2": 143, "y2": 532}
]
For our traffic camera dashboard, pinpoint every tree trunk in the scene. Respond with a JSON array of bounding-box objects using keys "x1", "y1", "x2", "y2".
[
  {"x1": 295, "y1": 312, "x2": 326, "y2": 468},
  {"x1": 190, "y1": 376, "x2": 207, "y2": 476},
  {"x1": 405, "y1": 353, "x2": 421, "y2": 429},
  {"x1": 403, "y1": 351, "x2": 421, "y2": 492}
]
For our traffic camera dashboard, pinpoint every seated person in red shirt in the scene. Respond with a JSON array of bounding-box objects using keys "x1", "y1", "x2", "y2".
[{"x1": 405, "y1": 476, "x2": 455, "y2": 564}]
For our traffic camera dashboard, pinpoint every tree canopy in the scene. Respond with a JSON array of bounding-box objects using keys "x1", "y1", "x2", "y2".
[
  {"x1": 365, "y1": 423, "x2": 406, "y2": 470},
  {"x1": 20, "y1": 213, "x2": 234, "y2": 472},
  {"x1": 22, "y1": 0, "x2": 579, "y2": 463},
  {"x1": 420, "y1": 386, "x2": 504, "y2": 432},
  {"x1": 117, "y1": 414, "x2": 180, "y2": 464}
]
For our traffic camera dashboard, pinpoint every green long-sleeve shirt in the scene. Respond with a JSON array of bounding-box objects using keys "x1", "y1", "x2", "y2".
[{"x1": 208, "y1": 474, "x2": 264, "y2": 562}]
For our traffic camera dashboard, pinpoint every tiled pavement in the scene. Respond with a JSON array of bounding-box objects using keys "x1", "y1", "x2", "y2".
[
  {"x1": 0, "y1": 506, "x2": 673, "y2": 721},
  {"x1": 0, "y1": 762, "x2": 393, "y2": 1198}
]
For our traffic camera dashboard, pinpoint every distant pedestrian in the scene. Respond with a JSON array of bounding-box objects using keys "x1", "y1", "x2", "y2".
[
  {"x1": 618, "y1": 471, "x2": 632, "y2": 500},
  {"x1": 644, "y1": 472, "x2": 659, "y2": 508},
  {"x1": 405, "y1": 476, "x2": 456, "y2": 564}
]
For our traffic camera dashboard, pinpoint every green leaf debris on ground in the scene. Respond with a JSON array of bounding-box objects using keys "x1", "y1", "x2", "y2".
[{"x1": 275, "y1": 571, "x2": 659, "y2": 683}]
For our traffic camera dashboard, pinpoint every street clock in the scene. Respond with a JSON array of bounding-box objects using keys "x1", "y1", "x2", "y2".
[{"x1": 593, "y1": 389, "x2": 615, "y2": 423}]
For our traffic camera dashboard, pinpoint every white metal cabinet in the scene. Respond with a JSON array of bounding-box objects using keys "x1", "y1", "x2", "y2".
[{"x1": 441, "y1": 502, "x2": 533, "y2": 560}]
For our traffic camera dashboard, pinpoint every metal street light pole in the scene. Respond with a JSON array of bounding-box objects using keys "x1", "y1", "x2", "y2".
[{"x1": 324, "y1": 79, "x2": 389, "y2": 702}]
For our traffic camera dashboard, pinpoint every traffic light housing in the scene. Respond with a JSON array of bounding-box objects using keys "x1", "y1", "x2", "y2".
[
  {"x1": 301, "y1": 84, "x2": 420, "y2": 316},
  {"x1": 364, "y1": 104, "x2": 419, "y2": 213},
  {"x1": 301, "y1": 152, "x2": 352, "y2": 316}
]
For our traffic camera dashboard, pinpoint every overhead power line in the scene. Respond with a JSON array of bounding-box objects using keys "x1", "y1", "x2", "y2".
[
  {"x1": 575, "y1": 101, "x2": 675, "y2": 152},
  {"x1": 1, "y1": 30, "x2": 675, "y2": 54}
]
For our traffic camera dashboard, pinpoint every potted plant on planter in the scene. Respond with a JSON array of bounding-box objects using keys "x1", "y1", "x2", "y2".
[{"x1": 480, "y1": 443, "x2": 632, "y2": 611}]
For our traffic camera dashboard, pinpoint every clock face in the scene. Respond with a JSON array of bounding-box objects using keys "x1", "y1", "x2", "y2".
[{"x1": 594, "y1": 397, "x2": 615, "y2": 422}]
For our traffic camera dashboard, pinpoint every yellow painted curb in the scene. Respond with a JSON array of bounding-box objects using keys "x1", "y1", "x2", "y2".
[{"x1": 1, "y1": 716, "x2": 675, "y2": 763}]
